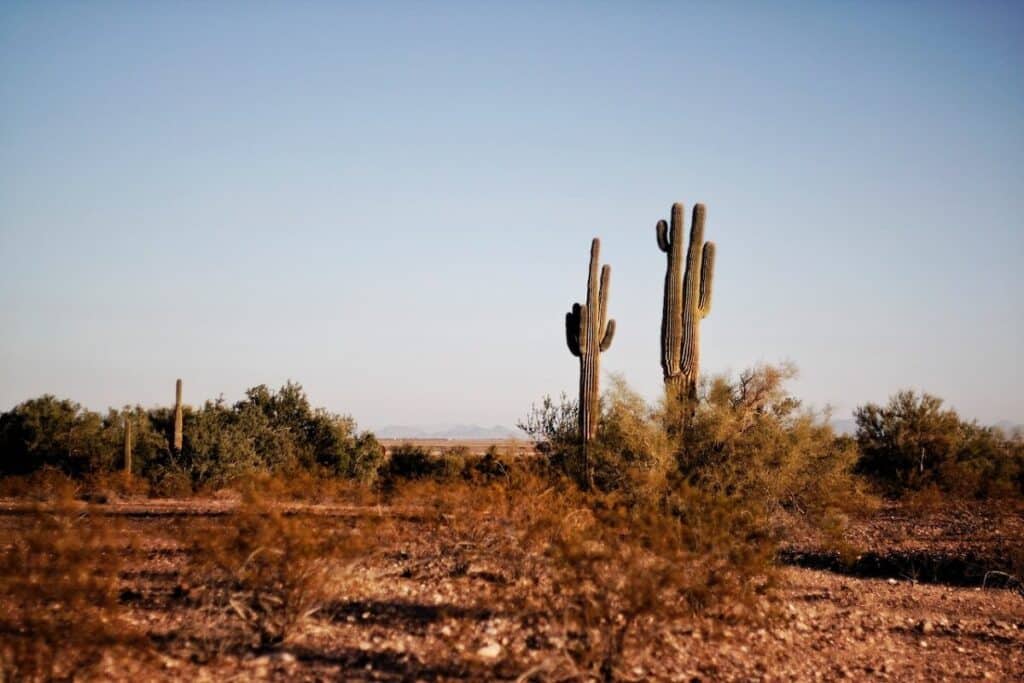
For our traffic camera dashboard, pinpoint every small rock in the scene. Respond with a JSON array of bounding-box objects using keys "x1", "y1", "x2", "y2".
[
  {"x1": 887, "y1": 578, "x2": 898, "y2": 585},
  {"x1": 918, "y1": 620, "x2": 934, "y2": 634},
  {"x1": 477, "y1": 642, "x2": 503, "y2": 660}
]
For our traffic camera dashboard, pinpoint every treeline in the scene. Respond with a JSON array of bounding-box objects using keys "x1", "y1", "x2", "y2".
[
  {"x1": 0, "y1": 382, "x2": 383, "y2": 493},
  {"x1": 0, "y1": 371, "x2": 1022, "y2": 501}
]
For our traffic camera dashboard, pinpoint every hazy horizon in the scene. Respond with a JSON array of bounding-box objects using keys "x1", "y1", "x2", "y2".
[{"x1": 2, "y1": 2, "x2": 1022, "y2": 429}]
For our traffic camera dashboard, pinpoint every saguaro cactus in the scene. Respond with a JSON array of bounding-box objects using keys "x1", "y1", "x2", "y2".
[
  {"x1": 566, "y1": 238, "x2": 616, "y2": 485},
  {"x1": 657, "y1": 202, "x2": 715, "y2": 401},
  {"x1": 173, "y1": 379, "x2": 183, "y2": 453},
  {"x1": 124, "y1": 416, "x2": 132, "y2": 476}
]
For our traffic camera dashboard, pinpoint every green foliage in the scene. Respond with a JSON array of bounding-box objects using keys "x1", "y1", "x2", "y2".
[
  {"x1": 855, "y1": 390, "x2": 1023, "y2": 498},
  {"x1": 380, "y1": 443, "x2": 438, "y2": 482},
  {"x1": 0, "y1": 396, "x2": 106, "y2": 476},
  {"x1": 0, "y1": 382, "x2": 382, "y2": 491}
]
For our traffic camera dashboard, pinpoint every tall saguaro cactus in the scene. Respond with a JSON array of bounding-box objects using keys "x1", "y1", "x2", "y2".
[
  {"x1": 566, "y1": 238, "x2": 616, "y2": 486},
  {"x1": 173, "y1": 379, "x2": 183, "y2": 453},
  {"x1": 123, "y1": 416, "x2": 132, "y2": 476},
  {"x1": 657, "y1": 202, "x2": 715, "y2": 401}
]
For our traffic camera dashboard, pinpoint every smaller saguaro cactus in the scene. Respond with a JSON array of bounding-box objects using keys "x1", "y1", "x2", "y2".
[
  {"x1": 566, "y1": 238, "x2": 616, "y2": 487},
  {"x1": 123, "y1": 416, "x2": 132, "y2": 476},
  {"x1": 173, "y1": 379, "x2": 183, "y2": 453},
  {"x1": 657, "y1": 202, "x2": 715, "y2": 402}
]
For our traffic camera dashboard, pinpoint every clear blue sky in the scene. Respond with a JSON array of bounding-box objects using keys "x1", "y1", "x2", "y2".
[{"x1": 1, "y1": 1, "x2": 1021, "y2": 429}]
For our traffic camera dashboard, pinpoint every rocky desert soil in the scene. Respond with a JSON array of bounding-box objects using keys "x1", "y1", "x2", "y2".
[{"x1": 1, "y1": 498, "x2": 1021, "y2": 682}]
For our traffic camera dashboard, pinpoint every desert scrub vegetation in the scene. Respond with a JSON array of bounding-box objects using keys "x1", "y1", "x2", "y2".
[
  {"x1": 184, "y1": 491, "x2": 373, "y2": 651},
  {"x1": 0, "y1": 381, "x2": 383, "y2": 494},
  {"x1": 384, "y1": 464, "x2": 776, "y2": 681},
  {"x1": 0, "y1": 503, "x2": 145, "y2": 681},
  {"x1": 522, "y1": 363, "x2": 866, "y2": 516},
  {"x1": 523, "y1": 489, "x2": 773, "y2": 682},
  {"x1": 854, "y1": 389, "x2": 1024, "y2": 499}
]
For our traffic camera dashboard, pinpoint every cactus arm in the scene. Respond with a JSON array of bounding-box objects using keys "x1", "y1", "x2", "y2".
[
  {"x1": 656, "y1": 219, "x2": 670, "y2": 253},
  {"x1": 600, "y1": 319, "x2": 616, "y2": 351},
  {"x1": 699, "y1": 241, "x2": 715, "y2": 317},
  {"x1": 566, "y1": 305, "x2": 582, "y2": 356},
  {"x1": 598, "y1": 264, "x2": 611, "y2": 331}
]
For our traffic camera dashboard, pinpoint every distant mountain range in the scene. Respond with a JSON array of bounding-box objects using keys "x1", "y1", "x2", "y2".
[{"x1": 373, "y1": 424, "x2": 523, "y2": 440}]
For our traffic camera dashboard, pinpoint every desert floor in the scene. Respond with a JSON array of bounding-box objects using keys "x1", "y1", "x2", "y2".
[{"x1": 0, "y1": 497, "x2": 1021, "y2": 682}]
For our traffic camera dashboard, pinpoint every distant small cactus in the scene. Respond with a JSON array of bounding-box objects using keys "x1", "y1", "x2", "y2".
[
  {"x1": 657, "y1": 203, "x2": 715, "y2": 401},
  {"x1": 566, "y1": 238, "x2": 615, "y2": 488},
  {"x1": 123, "y1": 416, "x2": 132, "y2": 476},
  {"x1": 173, "y1": 379, "x2": 183, "y2": 452}
]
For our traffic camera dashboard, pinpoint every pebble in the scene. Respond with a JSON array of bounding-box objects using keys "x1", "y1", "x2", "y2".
[{"x1": 477, "y1": 642, "x2": 503, "y2": 660}]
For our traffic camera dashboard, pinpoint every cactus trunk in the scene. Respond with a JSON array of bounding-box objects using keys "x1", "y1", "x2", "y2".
[
  {"x1": 173, "y1": 379, "x2": 183, "y2": 452},
  {"x1": 124, "y1": 417, "x2": 132, "y2": 476},
  {"x1": 566, "y1": 238, "x2": 616, "y2": 488},
  {"x1": 657, "y1": 203, "x2": 715, "y2": 402}
]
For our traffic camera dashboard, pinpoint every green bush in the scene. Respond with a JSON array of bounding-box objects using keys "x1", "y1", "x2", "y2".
[
  {"x1": 379, "y1": 443, "x2": 438, "y2": 482},
  {"x1": 0, "y1": 382, "x2": 383, "y2": 491},
  {"x1": 0, "y1": 396, "x2": 105, "y2": 477},
  {"x1": 855, "y1": 390, "x2": 1023, "y2": 498}
]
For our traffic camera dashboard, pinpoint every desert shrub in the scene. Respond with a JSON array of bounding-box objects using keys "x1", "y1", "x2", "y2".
[
  {"x1": 518, "y1": 392, "x2": 581, "y2": 475},
  {"x1": 185, "y1": 495, "x2": 368, "y2": 650},
  {"x1": 227, "y1": 469, "x2": 376, "y2": 505},
  {"x1": 174, "y1": 383, "x2": 383, "y2": 489},
  {"x1": 530, "y1": 488, "x2": 774, "y2": 681},
  {"x1": 396, "y1": 473, "x2": 775, "y2": 682},
  {"x1": 148, "y1": 464, "x2": 195, "y2": 497},
  {"x1": 81, "y1": 470, "x2": 151, "y2": 502},
  {"x1": 0, "y1": 395, "x2": 106, "y2": 476},
  {"x1": 0, "y1": 466, "x2": 80, "y2": 501},
  {"x1": 588, "y1": 375, "x2": 673, "y2": 498},
  {"x1": 855, "y1": 390, "x2": 1024, "y2": 498},
  {"x1": 463, "y1": 446, "x2": 514, "y2": 484},
  {"x1": 522, "y1": 364, "x2": 863, "y2": 515},
  {"x1": 0, "y1": 506, "x2": 146, "y2": 680},
  {"x1": 0, "y1": 383, "x2": 383, "y2": 495},
  {"x1": 379, "y1": 443, "x2": 439, "y2": 483},
  {"x1": 519, "y1": 382, "x2": 668, "y2": 493},
  {"x1": 671, "y1": 363, "x2": 867, "y2": 516}
]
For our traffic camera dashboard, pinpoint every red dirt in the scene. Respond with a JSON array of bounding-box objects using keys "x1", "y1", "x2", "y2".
[{"x1": 1, "y1": 499, "x2": 1021, "y2": 681}]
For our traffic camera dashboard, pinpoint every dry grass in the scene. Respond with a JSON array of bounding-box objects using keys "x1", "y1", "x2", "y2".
[
  {"x1": 183, "y1": 490, "x2": 374, "y2": 651},
  {"x1": 0, "y1": 503, "x2": 146, "y2": 681}
]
